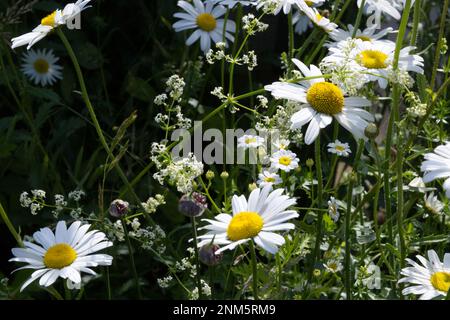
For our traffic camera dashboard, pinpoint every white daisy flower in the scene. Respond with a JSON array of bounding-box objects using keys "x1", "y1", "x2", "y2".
[
  {"x1": 327, "y1": 140, "x2": 351, "y2": 157},
  {"x1": 270, "y1": 149, "x2": 299, "y2": 172},
  {"x1": 11, "y1": 1, "x2": 92, "y2": 50},
  {"x1": 257, "y1": 0, "x2": 324, "y2": 15},
  {"x1": 421, "y1": 142, "x2": 450, "y2": 199},
  {"x1": 21, "y1": 49, "x2": 63, "y2": 87},
  {"x1": 324, "y1": 259, "x2": 343, "y2": 273},
  {"x1": 237, "y1": 135, "x2": 265, "y2": 149},
  {"x1": 358, "y1": 0, "x2": 402, "y2": 20},
  {"x1": 398, "y1": 250, "x2": 450, "y2": 300},
  {"x1": 327, "y1": 24, "x2": 394, "y2": 47},
  {"x1": 272, "y1": 138, "x2": 291, "y2": 151},
  {"x1": 10, "y1": 220, "x2": 113, "y2": 292},
  {"x1": 424, "y1": 192, "x2": 444, "y2": 216},
  {"x1": 407, "y1": 176, "x2": 436, "y2": 193},
  {"x1": 323, "y1": 39, "x2": 424, "y2": 89},
  {"x1": 197, "y1": 186, "x2": 299, "y2": 254},
  {"x1": 257, "y1": 170, "x2": 283, "y2": 188},
  {"x1": 298, "y1": 3, "x2": 338, "y2": 32},
  {"x1": 292, "y1": 11, "x2": 313, "y2": 35},
  {"x1": 327, "y1": 196, "x2": 339, "y2": 222},
  {"x1": 173, "y1": 0, "x2": 236, "y2": 53},
  {"x1": 265, "y1": 59, "x2": 374, "y2": 145}
]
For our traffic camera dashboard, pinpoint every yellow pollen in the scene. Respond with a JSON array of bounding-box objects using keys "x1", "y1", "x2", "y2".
[
  {"x1": 196, "y1": 13, "x2": 216, "y2": 32},
  {"x1": 264, "y1": 177, "x2": 276, "y2": 183},
  {"x1": 278, "y1": 156, "x2": 292, "y2": 166},
  {"x1": 306, "y1": 82, "x2": 344, "y2": 115},
  {"x1": 430, "y1": 272, "x2": 450, "y2": 293},
  {"x1": 358, "y1": 50, "x2": 388, "y2": 69},
  {"x1": 41, "y1": 11, "x2": 57, "y2": 27},
  {"x1": 356, "y1": 35, "x2": 372, "y2": 42},
  {"x1": 245, "y1": 137, "x2": 257, "y2": 144},
  {"x1": 33, "y1": 59, "x2": 50, "y2": 74},
  {"x1": 43, "y1": 243, "x2": 77, "y2": 269},
  {"x1": 227, "y1": 211, "x2": 263, "y2": 241}
]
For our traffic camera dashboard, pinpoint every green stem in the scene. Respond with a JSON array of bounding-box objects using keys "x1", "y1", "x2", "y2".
[
  {"x1": 121, "y1": 217, "x2": 142, "y2": 299},
  {"x1": 191, "y1": 217, "x2": 203, "y2": 300},
  {"x1": 288, "y1": 11, "x2": 294, "y2": 74},
  {"x1": 0, "y1": 201, "x2": 23, "y2": 247},
  {"x1": 410, "y1": 0, "x2": 421, "y2": 46},
  {"x1": 352, "y1": 0, "x2": 366, "y2": 37},
  {"x1": 249, "y1": 240, "x2": 259, "y2": 300},
  {"x1": 430, "y1": 0, "x2": 449, "y2": 92},
  {"x1": 45, "y1": 286, "x2": 64, "y2": 300},
  {"x1": 344, "y1": 174, "x2": 354, "y2": 300}
]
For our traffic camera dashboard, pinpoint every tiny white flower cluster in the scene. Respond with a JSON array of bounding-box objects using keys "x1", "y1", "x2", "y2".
[
  {"x1": 68, "y1": 190, "x2": 85, "y2": 202},
  {"x1": 53, "y1": 194, "x2": 68, "y2": 218},
  {"x1": 257, "y1": 0, "x2": 280, "y2": 14},
  {"x1": 189, "y1": 279, "x2": 212, "y2": 300},
  {"x1": 157, "y1": 275, "x2": 173, "y2": 289},
  {"x1": 405, "y1": 91, "x2": 427, "y2": 118},
  {"x1": 141, "y1": 194, "x2": 165, "y2": 214},
  {"x1": 153, "y1": 153, "x2": 204, "y2": 194},
  {"x1": 113, "y1": 220, "x2": 125, "y2": 242},
  {"x1": 166, "y1": 75, "x2": 185, "y2": 101},
  {"x1": 211, "y1": 86, "x2": 228, "y2": 102},
  {"x1": 20, "y1": 190, "x2": 46, "y2": 215},
  {"x1": 242, "y1": 13, "x2": 268, "y2": 35},
  {"x1": 206, "y1": 42, "x2": 258, "y2": 71}
]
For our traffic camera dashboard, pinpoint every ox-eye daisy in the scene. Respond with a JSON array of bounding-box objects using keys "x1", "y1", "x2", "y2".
[
  {"x1": 257, "y1": 170, "x2": 283, "y2": 189},
  {"x1": 327, "y1": 24, "x2": 394, "y2": 47},
  {"x1": 173, "y1": 0, "x2": 236, "y2": 53},
  {"x1": 257, "y1": 0, "x2": 324, "y2": 15},
  {"x1": 11, "y1": 1, "x2": 92, "y2": 50},
  {"x1": 265, "y1": 59, "x2": 374, "y2": 145},
  {"x1": 10, "y1": 220, "x2": 113, "y2": 292},
  {"x1": 298, "y1": 2, "x2": 338, "y2": 32},
  {"x1": 270, "y1": 149, "x2": 299, "y2": 172},
  {"x1": 238, "y1": 135, "x2": 265, "y2": 149},
  {"x1": 421, "y1": 142, "x2": 450, "y2": 199},
  {"x1": 398, "y1": 250, "x2": 450, "y2": 300},
  {"x1": 197, "y1": 186, "x2": 298, "y2": 254},
  {"x1": 21, "y1": 49, "x2": 63, "y2": 86},
  {"x1": 328, "y1": 140, "x2": 351, "y2": 157}
]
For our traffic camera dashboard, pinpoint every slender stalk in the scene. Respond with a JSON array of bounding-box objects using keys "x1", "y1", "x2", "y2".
[
  {"x1": 45, "y1": 286, "x2": 64, "y2": 300},
  {"x1": 344, "y1": 173, "x2": 354, "y2": 300},
  {"x1": 309, "y1": 136, "x2": 323, "y2": 282},
  {"x1": 352, "y1": 0, "x2": 366, "y2": 37},
  {"x1": 288, "y1": 11, "x2": 295, "y2": 74},
  {"x1": 121, "y1": 217, "x2": 142, "y2": 299},
  {"x1": 105, "y1": 266, "x2": 112, "y2": 300},
  {"x1": 0, "y1": 201, "x2": 23, "y2": 247},
  {"x1": 430, "y1": 0, "x2": 449, "y2": 92},
  {"x1": 249, "y1": 240, "x2": 259, "y2": 300},
  {"x1": 410, "y1": 0, "x2": 421, "y2": 46},
  {"x1": 191, "y1": 217, "x2": 203, "y2": 300}
]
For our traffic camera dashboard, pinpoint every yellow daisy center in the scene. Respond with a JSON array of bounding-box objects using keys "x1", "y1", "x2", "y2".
[
  {"x1": 335, "y1": 145, "x2": 345, "y2": 152},
  {"x1": 33, "y1": 59, "x2": 50, "y2": 74},
  {"x1": 264, "y1": 177, "x2": 276, "y2": 183},
  {"x1": 196, "y1": 13, "x2": 216, "y2": 32},
  {"x1": 356, "y1": 35, "x2": 372, "y2": 42},
  {"x1": 245, "y1": 137, "x2": 257, "y2": 144},
  {"x1": 315, "y1": 13, "x2": 323, "y2": 21},
  {"x1": 43, "y1": 243, "x2": 77, "y2": 269},
  {"x1": 306, "y1": 82, "x2": 344, "y2": 115},
  {"x1": 430, "y1": 271, "x2": 450, "y2": 293},
  {"x1": 41, "y1": 11, "x2": 57, "y2": 27},
  {"x1": 305, "y1": 0, "x2": 314, "y2": 6},
  {"x1": 278, "y1": 156, "x2": 292, "y2": 166},
  {"x1": 358, "y1": 50, "x2": 388, "y2": 69},
  {"x1": 227, "y1": 211, "x2": 263, "y2": 241}
]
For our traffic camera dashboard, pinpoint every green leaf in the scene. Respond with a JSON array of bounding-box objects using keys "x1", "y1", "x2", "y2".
[
  {"x1": 77, "y1": 42, "x2": 104, "y2": 70},
  {"x1": 126, "y1": 76, "x2": 155, "y2": 102},
  {"x1": 111, "y1": 111, "x2": 138, "y2": 153}
]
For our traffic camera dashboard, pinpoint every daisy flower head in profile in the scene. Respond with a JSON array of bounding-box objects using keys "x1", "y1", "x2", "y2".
[
  {"x1": 265, "y1": 59, "x2": 374, "y2": 145},
  {"x1": 327, "y1": 139, "x2": 351, "y2": 157},
  {"x1": 207, "y1": 0, "x2": 256, "y2": 8},
  {"x1": 10, "y1": 220, "x2": 113, "y2": 292},
  {"x1": 237, "y1": 134, "x2": 265, "y2": 149},
  {"x1": 173, "y1": 0, "x2": 236, "y2": 53},
  {"x1": 21, "y1": 48, "x2": 63, "y2": 86},
  {"x1": 424, "y1": 192, "x2": 444, "y2": 216},
  {"x1": 257, "y1": 0, "x2": 324, "y2": 16},
  {"x1": 270, "y1": 149, "x2": 299, "y2": 172},
  {"x1": 398, "y1": 249, "x2": 450, "y2": 300},
  {"x1": 257, "y1": 170, "x2": 283, "y2": 189},
  {"x1": 421, "y1": 142, "x2": 450, "y2": 199},
  {"x1": 327, "y1": 24, "x2": 394, "y2": 47},
  {"x1": 298, "y1": 2, "x2": 338, "y2": 33},
  {"x1": 11, "y1": 0, "x2": 92, "y2": 50},
  {"x1": 196, "y1": 186, "x2": 298, "y2": 254}
]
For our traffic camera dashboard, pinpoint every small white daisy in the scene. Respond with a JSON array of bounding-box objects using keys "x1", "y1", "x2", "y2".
[
  {"x1": 421, "y1": 142, "x2": 450, "y2": 199},
  {"x1": 270, "y1": 149, "x2": 299, "y2": 172},
  {"x1": 324, "y1": 259, "x2": 343, "y2": 273},
  {"x1": 10, "y1": 220, "x2": 113, "y2": 292},
  {"x1": 424, "y1": 192, "x2": 444, "y2": 216},
  {"x1": 21, "y1": 49, "x2": 63, "y2": 86},
  {"x1": 197, "y1": 186, "x2": 299, "y2": 254},
  {"x1": 265, "y1": 59, "x2": 374, "y2": 145},
  {"x1": 11, "y1": 1, "x2": 92, "y2": 50},
  {"x1": 327, "y1": 140, "x2": 351, "y2": 157},
  {"x1": 327, "y1": 196, "x2": 339, "y2": 222},
  {"x1": 299, "y1": 3, "x2": 338, "y2": 32},
  {"x1": 237, "y1": 134, "x2": 265, "y2": 149},
  {"x1": 398, "y1": 250, "x2": 450, "y2": 300},
  {"x1": 327, "y1": 24, "x2": 394, "y2": 47},
  {"x1": 272, "y1": 138, "x2": 291, "y2": 151},
  {"x1": 173, "y1": 0, "x2": 236, "y2": 53},
  {"x1": 257, "y1": 170, "x2": 283, "y2": 188}
]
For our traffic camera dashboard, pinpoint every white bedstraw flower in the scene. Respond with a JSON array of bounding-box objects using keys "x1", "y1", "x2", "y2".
[
  {"x1": 421, "y1": 142, "x2": 450, "y2": 199},
  {"x1": 197, "y1": 186, "x2": 298, "y2": 254},
  {"x1": 10, "y1": 220, "x2": 113, "y2": 292},
  {"x1": 21, "y1": 49, "x2": 63, "y2": 86},
  {"x1": 173, "y1": 0, "x2": 236, "y2": 53},
  {"x1": 270, "y1": 149, "x2": 299, "y2": 172},
  {"x1": 265, "y1": 59, "x2": 374, "y2": 145},
  {"x1": 327, "y1": 140, "x2": 351, "y2": 157},
  {"x1": 398, "y1": 249, "x2": 450, "y2": 300},
  {"x1": 11, "y1": 1, "x2": 92, "y2": 50},
  {"x1": 257, "y1": 170, "x2": 283, "y2": 188},
  {"x1": 237, "y1": 135, "x2": 265, "y2": 149}
]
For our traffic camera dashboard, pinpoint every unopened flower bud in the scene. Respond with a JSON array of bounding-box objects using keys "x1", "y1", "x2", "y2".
[
  {"x1": 206, "y1": 170, "x2": 215, "y2": 180},
  {"x1": 364, "y1": 123, "x2": 379, "y2": 139},
  {"x1": 109, "y1": 199, "x2": 130, "y2": 218},
  {"x1": 306, "y1": 158, "x2": 314, "y2": 168},
  {"x1": 199, "y1": 244, "x2": 223, "y2": 266},
  {"x1": 220, "y1": 171, "x2": 229, "y2": 179},
  {"x1": 248, "y1": 183, "x2": 257, "y2": 192},
  {"x1": 178, "y1": 192, "x2": 208, "y2": 217}
]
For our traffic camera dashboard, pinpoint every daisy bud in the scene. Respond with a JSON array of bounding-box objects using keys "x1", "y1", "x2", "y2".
[
  {"x1": 206, "y1": 170, "x2": 215, "y2": 180},
  {"x1": 364, "y1": 123, "x2": 379, "y2": 139},
  {"x1": 313, "y1": 269, "x2": 321, "y2": 277},
  {"x1": 178, "y1": 192, "x2": 208, "y2": 217},
  {"x1": 199, "y1": 244, "x2": 223, "y2": 266},
  {"x1": 306, "y1": 158, "x2": 314, "y2": 168},
  {"x1": 220, "y1": 171, "x2": 229, "y2": 180},
  {"x1": 109, "y1": 199, "x2": 130, "y2": 218}
]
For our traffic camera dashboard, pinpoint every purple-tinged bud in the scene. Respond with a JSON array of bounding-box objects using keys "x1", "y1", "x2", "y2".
[
  {"x1": 178, "y1": 192, "x2": 208, "y2": 217},
  {"x1": 109, "y1": 199, "x2": 129, "y2": 218},
  {"x1": 199, "y1": 244, "x2": 223, "y2": 266}
]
